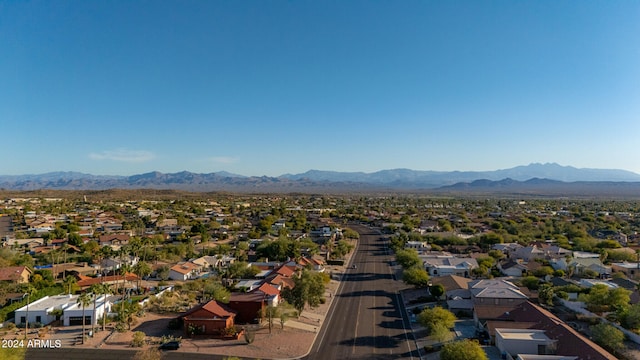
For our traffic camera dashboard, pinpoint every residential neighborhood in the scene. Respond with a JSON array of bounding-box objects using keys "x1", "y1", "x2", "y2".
[{"x1": 1, "y1": 194, "x2": 640, "y2": 359}]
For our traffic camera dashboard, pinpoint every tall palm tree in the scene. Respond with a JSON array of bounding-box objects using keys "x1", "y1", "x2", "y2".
[
  {"x1": 24, "y1": 285, "x2": 37, "y2": 340},
  {"x1": 98, "y1": 283, "x2": 114, "y2": 331},
  {"x1": 77, "y1": 292, "x2": 92, "y2": 344},
  {"x1": 120, "y1": 263, "x2": 133, "y2": 299},
  {"x1": 89, "y1": 284, "x2": 102, "y2": 333}
]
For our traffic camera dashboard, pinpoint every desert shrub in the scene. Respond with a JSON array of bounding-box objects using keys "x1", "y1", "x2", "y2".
[{"x1": 131, "y1": 331, "x2": 146, "y2": 347}]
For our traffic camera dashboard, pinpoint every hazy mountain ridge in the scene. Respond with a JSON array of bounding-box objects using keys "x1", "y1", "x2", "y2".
[
  {"x1": 1, "y1": 163, "x2": 639, "y2": 194},
  {"x1": 283, "y1": 163, "x2": 640, "y2": 185}
]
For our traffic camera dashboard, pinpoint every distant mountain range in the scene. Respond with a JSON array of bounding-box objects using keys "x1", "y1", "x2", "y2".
[{"x1": 1, "y1": 163, "x2": 640, "y2": 196}]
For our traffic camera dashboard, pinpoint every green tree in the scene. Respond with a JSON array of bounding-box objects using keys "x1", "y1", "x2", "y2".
[
  {"x1": 342, "y1": 228, "x2": 360, "y2": 240},
  {"x1": 417, "y1": 306, "x2": 456, "y2": 334},
  {"x1": 430, "y1": 322, "x2": 454, "y2": 343},
  {"x1": 395, "y1": 249, "x2": 421, "y2": 269},
  {"x1": 281, "y1": 270, "x2": 326, "y2": 315},
  {"x1": 538, "y1": 283, "x2": 555, "y2": 306},
  {"x1": 440, "y1": 339, "x2": 488, "y2": 360},
  {"x1": 157, "y1": 266, "x2": 170, "y2": 281},
  {"x1": 590, "y1": 323, "x2": 624, "y2": 351},
  {"x1": 77, "y1": 292, "x2": 92, "y2": 344},
  {"x1": 133, "y1": 261, "x2": 153, "y2": 290},
  {"x1": 621, "y1": 302, "x2": 640, "y2": 331},
  {"x1": 63, "y1": 275, "x2": 78, "y2": 294},
  {"x1": 113, "y1": 300, "x2": 141, "y2": 330},
  {"x1": 402, "y1": 267, "x2": 430, "y2": 288},
  {"x1": 429, "y1": 284, "x2": 445, "y2": 301},
  {"x1": 521, "y1": 276, "x2": 540, "y2": 290}
]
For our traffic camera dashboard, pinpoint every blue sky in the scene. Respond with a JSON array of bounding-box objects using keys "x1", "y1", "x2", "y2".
[{"x1": 1, "y1": 1, "x2": 639, "y2": 176}]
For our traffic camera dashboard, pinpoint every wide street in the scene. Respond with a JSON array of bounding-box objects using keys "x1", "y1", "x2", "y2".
[{"x1": 305, "y1": 224, "x2": 419, "y2": 360}]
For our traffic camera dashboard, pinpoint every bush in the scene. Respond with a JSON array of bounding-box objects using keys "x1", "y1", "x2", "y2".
[{"x1": 131, "y1": 331, "x2": 146, "y2": 347}]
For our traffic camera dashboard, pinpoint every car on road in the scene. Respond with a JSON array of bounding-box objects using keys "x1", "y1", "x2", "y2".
[{"x1": 159, "y1": 341, "x2": 180, "y2": 350}]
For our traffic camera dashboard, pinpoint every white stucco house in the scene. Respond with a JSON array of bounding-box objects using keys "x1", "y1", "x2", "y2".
[{"x1": 14, "y1": 294, "x2": 112, "y2": 327}]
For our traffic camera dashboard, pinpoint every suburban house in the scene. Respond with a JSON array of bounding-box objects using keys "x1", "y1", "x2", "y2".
[
  {"x1": 470, "y1": 279, "x2": 530, "y2": 306},
  {"x1": 180, "y1": 299, "x2": 237, "y2": 337},
  {"x1": 296, "y1": 257, "x2": 325, "y2": 272},
  {"x1": 2, "y1": 237, "x2": 44, "y2": 251},
  {"x1": 0, "y1": 266, "x2": 32, "y2": 284},
  {"x1": 498, "y1": 259, "x2": 529, "y2": 277},
  {"x1": 52, "y1": 262, "x2": 97, "y2": 279},
  {"x1": 470, "y1": 279, "x2": 530, "y2": 330},
  {"x1": 227, "y1": 292, "x2": 267, "y2": 324},
  {"x1": 98, "y1": 234, "x2": 130, "y2": 249},
  {"x1": 611, "y1": 262, "x2": 640, "y2": 280},
  {"x1": 191, "y1": 255, "x2": 236, "y2": 271},
  {"x1": 405, "y1": 241, "x2": 431, "y2": 252},
  {"x1": 495, "y1": 328, "x2": 561, "y2": 358},
  {"x1": 569, "y1": 258, "x2": 611, "y2": 278},
  {"x1": 101, "y1": 255, "x2": 139, "y2": 273},
  {"x1": 169, "y1": 261, "x2": 201, "y2": 281},
  {"x1": 14, "y1": 294, "x2": 111, "y2": 326},
  {"x1": 76, "y1": 272, "x2": 139, "y2": 291},
  {"x1": 511, "y1": 244, "x2": 572, "y2": 262},
  {"x1": 488, "y1": 301, "x2": 616, "y2": 360},
  {"x1": 422, "y1": 255, "x2": 478, "y2": 278},
  {"x1": 430, "y1": 275, "x2": 473, "y2": 314},
  {"x1": 492, "y1": 243, "x2": 524, "y2": 258}
]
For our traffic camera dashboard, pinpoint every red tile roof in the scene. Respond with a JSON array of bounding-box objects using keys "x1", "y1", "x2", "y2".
[
  {"x1": 181, "y1": 300, "x2": 237, "y2": 319},
  {"x1": 170, "y1": 262, "x2": 200, "y2": 275},
  {"x1": 253, "y1": 282, "x2": 280, "y2": 296}
]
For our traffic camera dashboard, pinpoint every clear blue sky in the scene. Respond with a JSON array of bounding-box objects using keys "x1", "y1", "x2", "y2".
[{"x1": 2, "y1": 1, "x2": 639, "y2": 176}]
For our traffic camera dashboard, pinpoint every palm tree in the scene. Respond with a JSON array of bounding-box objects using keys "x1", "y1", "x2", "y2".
[
  {"x1": 77, "y1": 292, "x2": 92, "y2": 344},
  {"x1": 98, "y1": 284, "x2": 114, "y2": 331},
  {"x1": 120, "y1": 263, "x2": 133, "y2": 298},
  {"x1": 133, "y1": 261, "x2": 152, "y2": 292},
  {"x1": 63, "y1": 275, "x2": 77, "y2": 294},
  {"x1": 24, "y1": 285, "x2": 37, "y2": 340},
  {"x1": 89, "y1": 284, "x2": 102, "y2": 333}
]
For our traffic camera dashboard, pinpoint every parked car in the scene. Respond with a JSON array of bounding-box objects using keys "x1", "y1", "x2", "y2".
[{"x1": 159, "y1": 341, "x2": 180, "y2": 350}]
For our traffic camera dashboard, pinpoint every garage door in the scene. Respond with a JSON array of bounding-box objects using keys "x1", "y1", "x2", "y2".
[{"x1": 69, "y1": 316, "x2": 91, "y2": 326}]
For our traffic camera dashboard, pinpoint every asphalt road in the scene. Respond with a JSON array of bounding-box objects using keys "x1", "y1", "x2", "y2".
[{"x1": 304, "y1": 224, "x2": 419, "y2": 360}]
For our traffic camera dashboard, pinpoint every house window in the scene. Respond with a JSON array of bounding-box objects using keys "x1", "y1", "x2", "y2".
[
  {"x1": 35, "y1": 316, "x2": 41, "y2": 323},
  {"x1": 494, "y1": 298, "x2": 499, "y2": 305},
  {"x1": 433, "y1": 270, "x2": 438, "y2": 275},
  {"x1": 20, "y1": 316, "x2": 26, "y2": 324}
]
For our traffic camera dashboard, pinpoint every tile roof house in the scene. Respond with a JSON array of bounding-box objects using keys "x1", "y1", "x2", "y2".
[
  {"x1": 169, "y1": 262, "x2": 201, "y2": 281},
  {"x1": 227, "y1": 292, "x2": 267, "y2": 324},
  {"x1": 0, "y1": 266, "x2": 32, "y2": 284},
  {"x1": 76, "y1": 272, "x2": 139, "y2": 290},
  {"x1": 180, "y1": 300, "x2": 237, "y2": 337},
  {"x1": 98, "y1": 234, "x2": 130, "y2": 249}
]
